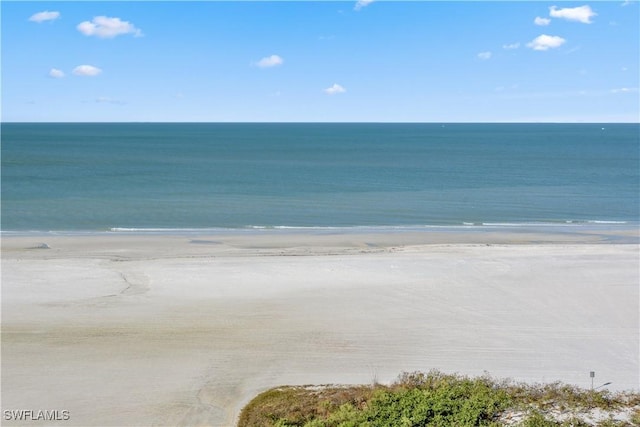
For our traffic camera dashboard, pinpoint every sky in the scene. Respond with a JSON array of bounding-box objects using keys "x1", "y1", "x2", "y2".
[{"x1": 1, "y1": 1, "x2": 639, "y2": 122}]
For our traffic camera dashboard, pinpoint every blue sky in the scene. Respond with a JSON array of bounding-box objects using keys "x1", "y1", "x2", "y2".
[{"x1": 2, "y1": 1, "x2": 638, "y2": 122}]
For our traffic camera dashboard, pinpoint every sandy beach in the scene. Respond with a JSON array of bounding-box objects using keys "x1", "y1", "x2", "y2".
[{"x1": 1, "y1": 228, "x2": 638, "y2": 426}]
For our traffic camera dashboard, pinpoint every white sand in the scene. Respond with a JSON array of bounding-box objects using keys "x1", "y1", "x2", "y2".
[{"x1": 1, "y1": 230, "x2": 638, "y2": 426}]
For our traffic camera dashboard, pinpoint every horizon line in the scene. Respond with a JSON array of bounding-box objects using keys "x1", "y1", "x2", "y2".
[{"x1": 2, "y1": 121, "x2": 639, "y2": 125}]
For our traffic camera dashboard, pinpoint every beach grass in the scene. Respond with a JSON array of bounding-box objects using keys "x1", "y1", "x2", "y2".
[{"x1": 238, "y1": 371, "x2": 640, "y2": 427}]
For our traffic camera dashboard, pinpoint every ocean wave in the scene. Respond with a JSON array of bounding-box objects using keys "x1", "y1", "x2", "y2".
[
  {"x1": 108, "y1": 221, "x2": 635, "y2": 233},
  {"x1": 2, "y1": 220, "x2": 634, "y2": 236},
  {"x1": 109, "y1": 227, "x2": 216, "y2": 232},
  {"x1": 586, "y1": 220, "x2": 628, "y2": 224},
  {"x1": 480, "y1": 222, "x2": 572, "y2": 227}
]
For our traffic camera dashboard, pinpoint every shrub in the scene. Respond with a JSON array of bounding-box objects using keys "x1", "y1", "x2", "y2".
[
  {"x1": 237, "y1": 371, "x2": 639, "y2": 427},
  {"x1": 519, "y1": 412, "x2": 560, "y2": 427}
]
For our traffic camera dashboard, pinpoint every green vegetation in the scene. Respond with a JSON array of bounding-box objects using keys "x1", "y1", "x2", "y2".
[{"x1": 238, "y1": 371, "x2": 640, "y2": 427}]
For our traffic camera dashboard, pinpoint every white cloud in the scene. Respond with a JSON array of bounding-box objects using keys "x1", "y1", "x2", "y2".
[
  {"x1": 477, "y1": 51, "x2": 492, "y2": 60},
  {"x1": 324, "y1": 83, "x2": 346, "y2": 95},
  {"x1": 611, "y1": 87, "x2": 638, "y2": 94},
  {"x1": 503, "y1": 42, "x2": 520, "y2": 50},
  {"x1": 49, "y1": 68, "x2": 65, "y2": 78},
  {"x1": 354, "y1": 0, "x2": 374, "y2": 11},
  {"x1": 549, "y1": 5, "x2": 597, "y2": 24},
  {"x1": 256, "y1": 55, "x2": 284, "y2": 68},
  {"x1": 72, "y1": 65, "x2": 102, "y2": 76},
  {"x1": 563, "y1": 45, "x2": 582, "y2": 55},
  {"x1": 534, "y1": 16, "x2": 551, "y2": 26},
  {"x1": 621, "y1": 0, "x2": 633, "y2": 6},
  {"x1": 29, "y1": 11, "x2": 60, "y2": 23},
  {"x1": 77, "y1": 16, "x2": 142, "y2": 38},
  {"x1": 527, "y1": 34, "x2": 566, "y2": 51}
]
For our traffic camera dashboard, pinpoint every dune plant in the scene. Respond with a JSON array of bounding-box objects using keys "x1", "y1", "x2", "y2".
[{"x1": 237, "y1": 371, "x2": 640, "y2": 427}]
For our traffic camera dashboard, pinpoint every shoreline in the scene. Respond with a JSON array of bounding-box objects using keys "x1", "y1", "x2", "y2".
[
  {"x1": 1, "y1": 222, "x2": 638, "y2": 246},
  {"x1": 2, "y1": 229, "x2": 638, "y2": 426},
  {"x1": 3, "y1": 221, "x2": 638, "y2": 233}
]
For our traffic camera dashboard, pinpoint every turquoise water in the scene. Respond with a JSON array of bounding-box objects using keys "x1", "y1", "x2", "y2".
[{"x1": 1, "y1": 123, "x2": 638, "y2": 231}]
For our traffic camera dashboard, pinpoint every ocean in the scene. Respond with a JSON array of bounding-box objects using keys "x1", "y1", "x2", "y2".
[{"x1": 1, "y1": 123, "x2": 638, "y2": 232}]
